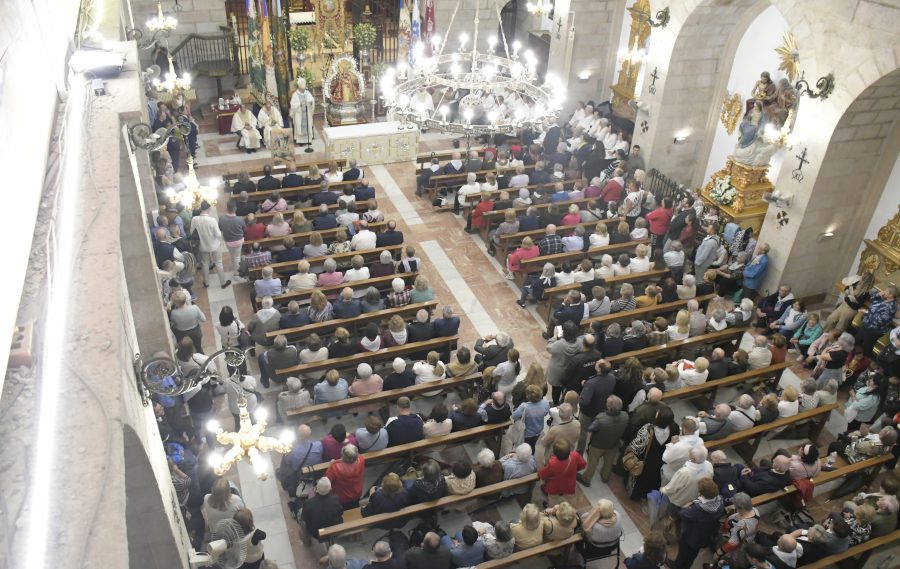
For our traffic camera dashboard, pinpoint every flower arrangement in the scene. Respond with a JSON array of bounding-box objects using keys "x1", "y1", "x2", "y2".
[
  {"x1": 709, "y1": 175, "x2": 738, "y2": 206},
  {"x1": 352, "y1": 22, "x2": 377, "y2": 49},
  {"x1": 289, "y1": 25, "x2": 311, "y2": 54},
  {"x1": 296, "y1": 67, "x2": 315, "y2": 90}
]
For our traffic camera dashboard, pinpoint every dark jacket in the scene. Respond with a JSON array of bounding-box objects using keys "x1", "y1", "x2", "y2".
[
  {"x1": 282, "y1": 173, "x2": 304, "y2": 188},
  {"x1": 450, "y1": 410, "x2": 483, "y2": 432},
  {"x1": 362, "y1": 489, "x2": 411, "y2": 528},
  {"x1": 518, "y1": 214, "x2": 540, "y2": 231},
  {"x1": 257, "y1": 175, "x2": 281, "y2": 191},
  {"x1": 474, "y1": 338, "x2": 512, "y2": 369},
  {"x1": 565, "y1": 349, "x2": 602, "y2": 391},
  {"x1": 311, "y1": 190, "x2": 339, "y2": 206},
  {"x1": 433, "y1": 317, "x2": 460, "y2": 337},
  {"x1": 343, "y1": 167, "x2": 362, "y2": 181},
  {"x1": 408, "y1": 478, "x2": 446, "y2": 504},
  {"x1": 301, "y1": 493, "x2": 343, "y2": 538},
  {"x1": 235, "y1": 200, "x2": 258, "y2": 216},
  {"x1": 678, "y1": 496, "x2": 725, "y2": 548},
  {"x1": 622, "y1": 334, "x2": 649, "y2": 353},
  {"x1": 713, "y1": 463, "x2": 741, "y2": 499},
  {"x1": 405, "y1": 545, "x2": 452, "y2": 569},
  {"x1": 553, "y1": 301, "x2": 585, "y2": 326},
  {"x1": 327, "y1": 339, "x2": 358, "y2": 358},
  {"x1": 707, "y1": 359, "x2": 729, "y2": 381},
  {"x1": 355, "y1": 185, "x2": 376, "y2": 201},
  {"x1": 377, "y1": 230, "x2": 405, "y2": 247},
  {"x1": 579, "y1": 373, "x2": 616, "y2": 417},
  {"x1": 384, "y1": 370, "x2": 416, "y2": 391},
  {"x1": 386, "y1": 414, "x2": 424, "y2": 446},
  {"x1": 587, "y1": 410, "x2": 628, "y2": 449},
  {"x1": 332, "y1": 298, "x2": 363, "y2": 319},
  {"x1": 313, "y1": 213, "x2": 338, "y2": 230},
  {"x1": 738, "y1": 468, "x2": 791, "y2": 497},
  {"x1": 407, "y1": 321, "x2": 435, "y2": 343},
  {"x1": 280, "y1": 312, "x2": 311, "y2": 329}
]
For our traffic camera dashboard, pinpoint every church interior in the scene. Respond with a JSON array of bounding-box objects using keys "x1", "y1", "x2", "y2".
[{"x1": 3, "y1": 0, "x2": 900, "y2": 568}]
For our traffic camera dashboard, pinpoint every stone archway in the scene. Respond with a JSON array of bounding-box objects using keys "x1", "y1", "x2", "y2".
[
  {"x1": 633, "y1": 0, "x2": 771, "y2": 186},
  {"x1": 123, "y1": 425, "x2": 187, "y2": 569},
  {"x1": 761, "y1": 69, "x2": 900, "y2": 296}
]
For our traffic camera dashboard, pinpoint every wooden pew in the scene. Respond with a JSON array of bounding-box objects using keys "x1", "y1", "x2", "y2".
[
  {"x1": 223, "y1": 158, "x2": 347, "y2": 182},
  {"x1": 272, "y1": 271, "x2": 417, "y2": 306},
  {"x1": 458, "y1": 179, "x2": 582, "y2": 220},
  {"x1": 478, "y1": 534, "x2": 584, "y2": 569},
  {"x1": 495, "y1": 218, "x2": 618, "y2": 263},
  {"x1": 247, "y1": 245, "x2": 404, "y2": 279},
  {"x1": 705, "y1": 404, "x2": 838, "y2": 464},
  {"x1": 661, "y1": 362, "x2": 792, "y2": 410},
  {"x1": 479, "y1": 192, "x2": 594, "y2": 239},
  {"x1": 287, "y1": 373, "x2": 481, "y2": 421},
  {"x1": 270, "y1": 301, "x2": 438, "y2": 343},
  {"x1": 606, "y1": 327, "x2": 750, "y2": 367},
  {"x1": 536, "y1": 268, "x2": 669, "y2": 322},
  {"x1": 750, "y1": 453, "x2": 894, "y2": 508},
  {"x1": 242, "y1": 221, "x2": 386, "y2": 252},
  {"x1": 275, "y1": 336, "x2": 460, "y2": 378},
  {"x1": 515, "y1": 239, "x2": 650, "y2": 287},
  {"x1": 254, "y1": 200, "x2": 372, "y2": 225},
  {"x1": 232, "y1": 178, "x2": 362, "y2": 207},
  {"x1": 578, "y1": 294, "x2": 717, "y2": 331},
  {"x1": 804, "y1": 528, "x2": 900, "y2": 568},
  {"x1": 306, "y1": 420, "x2": 510, "y2": 475},
  {"x1": 318, "y1": 473, "x2": 541, "y2": 541},
  {"x1": 426, "y1": 164, "x2": 536, "y2": 203},
  {"x1": 415, "y1": 147, "x2": 487, "y2": 171}
]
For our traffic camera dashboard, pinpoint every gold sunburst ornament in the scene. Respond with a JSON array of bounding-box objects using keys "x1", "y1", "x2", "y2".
[
  {"x1": 775, "y1": 32, "x2": 800, "y2": 81},
  {"x1": 720, "y1": 91, "x2": 742, "y2": 135}
]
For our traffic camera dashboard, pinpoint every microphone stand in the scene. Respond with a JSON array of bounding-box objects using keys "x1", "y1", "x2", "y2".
[{"x1": 303, "y1": 92, "x2": 314, "y2": 153}]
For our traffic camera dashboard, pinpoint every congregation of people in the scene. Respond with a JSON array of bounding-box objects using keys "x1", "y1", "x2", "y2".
[{"x1": 145, "y1": 97, "x2": 900, "y2": 569}]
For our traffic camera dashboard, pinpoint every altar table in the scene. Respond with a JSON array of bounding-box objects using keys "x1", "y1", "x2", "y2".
[{"x1": 322, "y1": 121, "x2": 420, "y2": 166}]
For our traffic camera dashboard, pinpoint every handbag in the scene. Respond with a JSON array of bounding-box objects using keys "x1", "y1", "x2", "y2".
[
  {"x1": 622, "y1": 447, "x2": 645, "y2": 476},
  {"x1": 236, "y1": 325, "x2": 254, "y2": 349}
]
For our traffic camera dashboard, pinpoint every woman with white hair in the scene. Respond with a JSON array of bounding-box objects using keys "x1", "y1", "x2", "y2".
[
  {"x1": 726, "y1": 297, "x2": 755, "y2": 327},
  {"x1": 369, "y1": 249, "x2": 397, "y2": 278},
  {"x1": 413, "y1": 350, "x2": 446, "y2": 396},
  {"x1": 317, "y1": 258, "x2": 345, "y2": 292},
  {"x1": 277, "y1": 377, "x2": 311, "y2": 421},
  {"x1": 517, "y1": 262, "x2": 557, "y2": 307},
  {"x1": 721, "y1": 492, "x2": 760, "y2": 555},
  {"x1": 594, "y1": 254, "x2": 615, "y2": 278},
  {"x1": 677, "y1": 356, "x2": 709, "y2": 386},
  {"x1": 610, "y1": 283, "x2": 636, "y2": 313},
  {"x1": 348, "y1": 363, "x2": 384, "y2": 410},
  {"x1": 385, "y1": 277, "x2": 410, "y2": 307},
  {"x1": 631, "y1": 242, "x2": 651, "y2": 272},
  {"x1": 475, "y1": 331, "x2": 514, "y2": 369},
  {"x1": 457, "y1": 172, "x2": 482, "y2": 208},
  {"x1": 677, "y1": 274, "x2": 697, "y2": 299},
  {"x1": 500, "y1": 442, "x2": 537, "y2": 484},
  {"x1": 581, "y1": 498, "x2": 623, "y2": 546},
  {"x1": 816, "y1": 378, "x2": 839, "y2": 405},
  {"x1": 729, "y1": 394, "x2": 759, "y2": 431},
  {"x1": 288, "y1": 260, "x2": 318, "y2": 291},
  {"x1": 474, "y1": 448, "x2": 503, "y2": 487}
]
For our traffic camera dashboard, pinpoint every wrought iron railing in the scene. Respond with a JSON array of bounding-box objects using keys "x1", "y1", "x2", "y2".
[
  {"x1": 646, "y1": 168, "x2": 688, "y2": 204},
  {"x1": 170, "y1": 29, "x2": 237, "y2": 79}
]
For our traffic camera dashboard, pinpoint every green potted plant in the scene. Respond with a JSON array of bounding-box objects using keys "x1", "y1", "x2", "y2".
[
  {"x1": 289, "y1": 25, "x2": 311, "y2": 67},
  {"x1": 297, "y1": 67, "x2": 315, "y2": 91},
  {"x1": 352, "y1": 22, "x2": 377, "y2": 68}
]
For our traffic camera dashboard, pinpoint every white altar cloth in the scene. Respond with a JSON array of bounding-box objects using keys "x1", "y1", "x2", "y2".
[{"x1": 322, "y1": 121, "x2": 420, "y2": 165}]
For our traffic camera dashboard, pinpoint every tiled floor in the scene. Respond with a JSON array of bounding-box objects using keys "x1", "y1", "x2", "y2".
[{"x1": 178, "y1": 113, "x2": 861, "y2": 569}]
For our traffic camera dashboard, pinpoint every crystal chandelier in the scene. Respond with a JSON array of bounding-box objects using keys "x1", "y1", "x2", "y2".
[
  {"x1": 165, "y1": 157, "x2": 221, "y2": 210},
  {"x1": 380, "y1": 0, "x2": 565, "y2": 137},
  {"x1": 152, "y1": 53, "x2": 192, "y2": 93},
  {"x1": 206, "y1": 398, "x2": 294, "y2": 481},
  {"x1": 526, "y1": 0, "x2": 553, "y2": 17},
  {"x1": 147, "y1": 1, "x2": 178, "y2": 32}
]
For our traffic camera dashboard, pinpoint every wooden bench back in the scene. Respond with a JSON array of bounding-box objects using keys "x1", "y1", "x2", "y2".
[
  {"x1": 275, "y1": 335, "x2": 460, "y2": 378},
  {"x1": 705, "y1": 404, "x2": 838, "y2": 452},
  {"x1": 254, "y1": 200, "x2": 372, "y2": 225},
  {"x1": 272, "y1": 271, "x2": 417, "y2": 305},
  {"x1": 270, "y1": 300, "x2": 438, "y2": 342},
  {"x1": 223, "y1": 159, "x2": 347, "y2": 181},
  {"x1": 519, "y1": 238, "x2": 650, "y2": 271},
  {"x1": 243, "y1": 221, "x2": 386, "y2": 251},
  {"x1": 306, "y1": 419, "x2": 509, "y2": 474},
  {"x1": 803, "y1": 528, "x2": 900, "y2": 568},
  {"x1": 661, "y1": 362, "x2": 792, "y2": 402},
  {"x1": 248, "y1": 245, "x2": 404, "y2": 278},
  {"x1": 606, "y1": 327, "x2": 749, "y2": 365},
  {"x1": 581, "y1": 293, "x2": 717, "y2": 329}
]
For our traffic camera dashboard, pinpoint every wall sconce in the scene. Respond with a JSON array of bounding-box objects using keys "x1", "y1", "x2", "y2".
[
  {"x1": 817, "y1": 231, "x2": 836, "y2": 242},
  {"x1": 577, "y1": 70, "x2": 591, "y2": 81},
  {"x1": 673, "y1": 135, "x2": 687, "y2": 144}
]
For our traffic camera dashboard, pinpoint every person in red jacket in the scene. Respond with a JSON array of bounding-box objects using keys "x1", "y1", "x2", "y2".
[
  {"x1": 505, "y1": 236, "x2": 540, "y2": 279},
  {"x1": 324, "y1": 444, "x2": 366, "y2": 507},
  {"x1": 645, "y1": 197, "x2": 674, "y2": 250},
  {"x1": 538, "y1": 439, "x2": 586, "y2": 503},
  {"x1": 468, "y1": 190, "x2": 496, "y2": 233},
  {"x1": 599, "y1": 168, "x2": 625, "y2": 205},
  {"x1": 243, "y1": 213, "x2": 266, "y2": 241}
]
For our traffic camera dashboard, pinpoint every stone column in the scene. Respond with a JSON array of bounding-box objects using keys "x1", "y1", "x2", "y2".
[{"x1": 546, "y1": 0, "x2": 624, "y2": 120}]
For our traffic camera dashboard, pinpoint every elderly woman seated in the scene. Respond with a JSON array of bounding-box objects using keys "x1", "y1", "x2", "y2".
[
  {"x1": 729, "y1": 394, "x2": 760, "y2": 431},
  {"x1": 676, "y1": 274, "x2": 697, "y2": 299},
  {"x1": 362, "y1": 473, "x2": 410, "y2": 527},
  {"x1": 676, "y1": 356, "x2": 709, "y2": 386},
  {"x1": 288, "y1": 260, "x2": 318, "y2": 291},
  {"x1": 630, "y1": 243, "x2": 652, "y2": 272}
]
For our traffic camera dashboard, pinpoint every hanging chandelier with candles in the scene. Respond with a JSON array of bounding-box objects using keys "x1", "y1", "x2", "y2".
[
  {"x1": 164, "y1": 157, "x2": 221, "y2": 210},
  {"x1": 380, "y1": 0, "x2": 565, "y2": 137},
  {"x1": 152, "y1": 53, "x2": 192, "y2": 94},
  {"x1": 526, "y1": 0, "x2": 553, "y2": 17},
  {"x1": 147, "y1": 1, "x2": 178, "y2": 32},
  {"x1": 206, "y1": 400, "x2": 293, "y2": 481}
]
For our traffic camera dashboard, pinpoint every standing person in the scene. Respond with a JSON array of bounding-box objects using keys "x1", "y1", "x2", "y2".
[
  {"x1": 545, "y1": 321, "x2": 582, "y2": 404},
  {"x1": 219, "y1": 201, "x2": 245, "y2": 273},
  {"x1": 512, "y1": 385, "x2": 551, "y2": 451},
  {"x1": 856, "y1": 286, "x2": 899, "y2": 355},
  {"x1": 290, "y1": 78, "x2": 315, "y2": 147},
  {"x1": 693, "y1": 222, "x2": 720, "y2": 277},
  {"x1": 578, "y1": 395, "x2": 628, "y2": 486},
  {"x1": 646, "y1": 197, "x2": 674, "y2": 251},
  {"x1": 170, "y1": 290, "x2": 206, "y2": 352},
  {"x1": 234, "y1": 508, "x2": 267, "y2": 569},
  {"x1": 671, "y1": 478, "x2": 725, "y2": 569},
  {"x1": 624, "y1": 406, "x2": 677, "y2": 500},
  {"x1": 537, "y1": 440, "x2": 586, "y2": 506},
  {"x1": 741, "y1": 242, "x2": 770, "y2": 300},
  {"x1": 191, "y1": 201, "x2": 232, "y2": 289}
]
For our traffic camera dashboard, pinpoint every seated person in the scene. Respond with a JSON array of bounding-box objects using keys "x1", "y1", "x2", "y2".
[
  {"x1": 738, "y1": 455, "x2": 791, "y2": 497},
  {"x1": 385, "y1": 396, "x2": 424, "y2": 446},
  {"x1": 362, "y1": 473, "x2": 410, "y2": 528},
  {"x1": 384, "y1": 357, "x2": 415, "y2": 390},
  {"x1": 408, "y1": 459, "x2": 446, "y2": 504},
  {"x1": 691, "y1": 403, "x2": 734, "y2": 440},
  {"x1": 355, "y1": 415, "x2": 389, "y2": 453}
]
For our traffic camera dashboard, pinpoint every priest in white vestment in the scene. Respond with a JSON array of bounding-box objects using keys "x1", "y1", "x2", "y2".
[
  {"x1": 231, "y1": 104, "x2": 261, "y2": 152},
  {"x1": 256, "y1": 100, "x2": 282, "y2": 148},
  {"x1": 290, "y1": 78, "x2": 315, "y2": 145}
]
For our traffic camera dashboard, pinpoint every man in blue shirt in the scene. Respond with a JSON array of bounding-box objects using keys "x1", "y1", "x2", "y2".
[
  {"x1": 284, "y1": 424, "x2": 324, "y2": 471},
  {"x1": 313, "y1": 204, "x2": 338, "y2": 230},
  {"x1": 549, "y1": 182, "x2": 570, "y2": 203},
  {"x1": 858, "y1": 285, "x2": 899, "y2": 355},
  {"x1": 741, "y1": 242, "x2": 770, "y2": 299},
  {"x1": 441, "y1": 526, "x2": 485, "y2": 567},
  {"x1": 312, "y1": 181, "x2": 339, "y2": 206},
  {"x1": 385, "y1": 397, "x2": 424, "y2": 446},
  {"x1": 354, "y1": 177, "x2": 376, "y2": 201},
  {"x1": 322, "y1": 544, "x2": 367, "y2": 569},
  {"x1": 433, "y1": 306, "x2": 461, "y2": 337},
  {"x1": 254, "y1": 266, "x2": 283, "y2": 297}
]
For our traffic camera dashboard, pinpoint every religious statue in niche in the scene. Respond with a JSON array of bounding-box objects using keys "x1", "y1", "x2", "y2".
[{"x1": 323, "y1": 55, "x2": 365, "y2": 126}]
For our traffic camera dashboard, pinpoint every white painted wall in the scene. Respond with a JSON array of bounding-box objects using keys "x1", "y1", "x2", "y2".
[
  {"x1": 702, "y1": 5, "x2": 791, "y2": 182},
  {"x1": 847, "y1": 152, "x2": 900, "y2": 277}
]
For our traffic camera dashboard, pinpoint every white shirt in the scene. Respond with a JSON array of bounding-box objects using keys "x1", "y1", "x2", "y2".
[
  {"x1": 630, "y1": 256, "x2": 651, "y2": 273},
  {"x1": 589, "y1": 234, "x2": 610, "y2": 248},
  {"x1": 509, "y1": 174, "x2": 530, "y2": 188},
  {"x1": 778, "y1": 399, "x2": 799, "y2": 418},
  {"x1": 351, "y1": 229, "x2": 377, "y2": 250},
  {"x1": 677, "y1": 361, "x2": 709, "y2": 386},
  {"x1": 555, "y1": 272, "x2": 575, "y2": 286},
  {"x1": 573, "y1": 268, "x2": 594, "y2": 283},
  {"x1": 661, "y1": 433, "x2": 703, "y2": 484},
  {"x1": 729, "y1": 406, "x2": 758, "y2": 430},
  {"x1": 568, "y1": 108, "x2": 585, "y2": 127},
  {"x1": 612, "y1": 265, "x2": 631, "y2": 276},
  {"x1": 664, "y1": 250, "x2": 685, "y2": 268},
  {"x1": 457, "y1": 183, "x2": 481, "y2": 206},
  {"x1": 191, "y1": 213, "x2": 223, "y2": 252}
]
